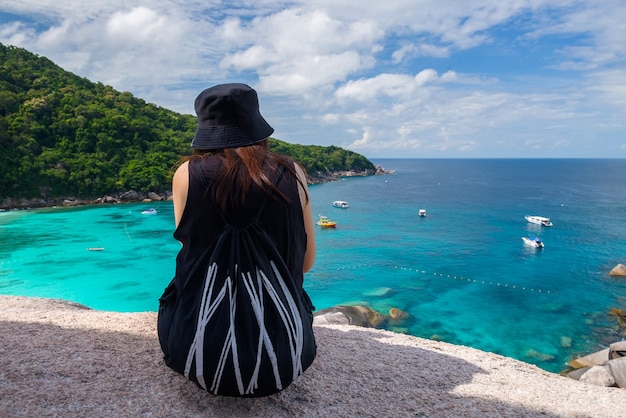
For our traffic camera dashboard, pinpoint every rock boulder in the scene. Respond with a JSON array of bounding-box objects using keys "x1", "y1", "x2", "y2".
[
  {"x1": 314, "y1": 305, "x2": 384, "y2": 327},
  {"x1": 609, "y1": 263, "x2": 626, "y2": 276},
  {"x1": 579, "y1": 365, "x2": 616, "y2": 387}
]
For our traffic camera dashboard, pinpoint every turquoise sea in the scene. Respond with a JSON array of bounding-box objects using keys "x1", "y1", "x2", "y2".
[{"x1": 1, "y1": 159, "x2": 625, "y2": 373}]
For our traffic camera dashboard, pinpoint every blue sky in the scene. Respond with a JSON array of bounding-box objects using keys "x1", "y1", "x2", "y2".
[{"x1": 1, "y1": 0, "x2": 624, "y2": 158}]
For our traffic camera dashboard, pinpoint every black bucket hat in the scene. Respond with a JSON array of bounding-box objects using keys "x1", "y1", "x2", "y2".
[{"x1": 190, "y1": 83, "x2": 274, "y2": 150}]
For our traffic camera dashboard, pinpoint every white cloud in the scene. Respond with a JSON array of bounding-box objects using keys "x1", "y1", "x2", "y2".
[
  {"x1": 0, "y1": 21, "x2": 35, "y2": 45},
  {"x1": 392, "y1": 43, "x2": 450, "y2": 63},
  {"x1": 218, "y1": 8, "x2": 382, "y2": 95},
  {"x1": 258, "y1": 51, "x2": 365, "y2": 94},
  {"x1": 335, "y1": 74, "x2": 417, "y2": 102},
  {"x1": 106, "y1": 7, "x2": 169, "y2": 43},
  {"x1": 321, "y1": 113, "x2": 340, "y2": 125},
  {"x1": 0, "y1": 0, "x2": 624, "y2": 157},
  {"x1": 334, "y1": 69, "x2": 464, "y2": 104}
]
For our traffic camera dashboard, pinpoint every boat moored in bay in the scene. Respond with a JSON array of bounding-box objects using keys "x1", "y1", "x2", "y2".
[
  {"x1": 317, "y1": 215, "x2": 337, "y2": 228},
  {"x1": 525, "y1": 215, "x2": 553, "y2": 227},
  {"x1": 522, "y1": 236, "x2": 544, "y2": 248},
  {"x1": 332, "y1": 200, "x2": 349, "y2": 208}
]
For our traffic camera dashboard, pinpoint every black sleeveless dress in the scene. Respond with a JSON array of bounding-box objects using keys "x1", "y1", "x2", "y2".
[
  {"x1": 157, "y1": 155, "x2": 316, "y2": 396},
  {"x1": 173, "y1": 156, "x2": 310, "y2": 296}
]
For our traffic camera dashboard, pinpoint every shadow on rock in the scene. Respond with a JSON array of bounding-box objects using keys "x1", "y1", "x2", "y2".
[{"x1": 0, "y1": 317, "x2": 563, "y2": 417}]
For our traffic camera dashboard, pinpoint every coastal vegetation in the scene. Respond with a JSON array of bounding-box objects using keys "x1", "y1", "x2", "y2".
[{"x1": 0, "y1": 43, "x2": 375, "y2": 203}]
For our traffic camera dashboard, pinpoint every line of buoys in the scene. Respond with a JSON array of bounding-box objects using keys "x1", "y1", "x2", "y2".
[
  {"x1": 393, "y1": 265, "x2": 555, "y2": 294},
  {"x1": 336, "y1": 264, "x2": 371, "y2": 270},
  {"x1": 328, "y1": 263, "x2": 556, "y2": 295},
  {"x1": 395, "y1": 267, "x2": 558, "y2": 294}
]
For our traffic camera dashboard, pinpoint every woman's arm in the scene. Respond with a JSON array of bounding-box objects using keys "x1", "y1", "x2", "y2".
[
  {"x1": 172, "y1": 161, "x2": 189, "y2": 229},
  {"x1": 295, "y1": 163, "x2": 316, "y2": 273}
]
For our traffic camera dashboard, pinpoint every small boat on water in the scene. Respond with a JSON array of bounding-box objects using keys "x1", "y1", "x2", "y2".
[
  {"x1": 418, "y1": 209, "x2": 427, "y2": 217},
  {"x1": 522, "y1": 237, "x2": 544, "y2": 248},
  {"x1": 332, "y1": 200, "x2": 349, "y2": 208},
  {"x1": 525, "y1": 215, "x2": 553, "y2": 227},
  {"x1": 317, "y1": 215, "x2": 337, "y2": 228},
  {"x1": 141, "y1": 208, "x2": 158, "y2": 215}
]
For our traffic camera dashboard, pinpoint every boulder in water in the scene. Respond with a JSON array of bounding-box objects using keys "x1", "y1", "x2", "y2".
[
  {"x1": 312, "y1": 312, "x2": 352, "y2": 326},
  {"x1": 609, "y1": 263, "x2": 626, "y2": 276},
  {"x1": 314, "y1": 305, "x2": 384, "y2": 327},
  {"x1": 560, "y1": 336, "x2": 572, "y2": 348},
  {"x1": 524, "y1": 349, "x2": 555, "y2": 362},
  {"x1": 609, "y1": 308, "x2": 626, "y2": 328},
  {"x1": 389, "y1": 308, "x2": 409, "y2": 320},
  {"x1": 363, "y1": 287, "x2": 394, "y2": 297},
  {"x1": 568, "y1": 348, "x2": 611, "y2": 369}
]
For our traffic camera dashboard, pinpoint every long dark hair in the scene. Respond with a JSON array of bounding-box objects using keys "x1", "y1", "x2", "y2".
[{"x1": 184, "y1": 140, "x2": 308, "y2": 212}]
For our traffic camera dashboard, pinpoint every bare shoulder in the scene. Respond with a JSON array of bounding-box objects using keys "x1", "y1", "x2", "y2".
[
  {"x1": 174, "y1": 160, "x2": 189, "y2": 177},
  {"x1": 172, "y1": 161, "x2": 190, "y2": 228},
  {"x1": 173, "y1": 161, "x2": 190, "y2": 185},
  {"x1": 293, "y1": 162, "x2": 308, "y2": 184}
]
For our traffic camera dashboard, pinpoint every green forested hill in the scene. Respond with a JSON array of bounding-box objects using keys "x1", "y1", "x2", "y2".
[{"x1": 0, "y1": 43, "x2": 375, "y2": 201}]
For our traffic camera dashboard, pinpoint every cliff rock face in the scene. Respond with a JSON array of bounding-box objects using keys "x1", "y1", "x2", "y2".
[
  {"x1": 2, "y1": 295, "x2": 626, "y2": 417},
  {"x1": 0, "y1": 191, "x2": 171, "y2": 210}
]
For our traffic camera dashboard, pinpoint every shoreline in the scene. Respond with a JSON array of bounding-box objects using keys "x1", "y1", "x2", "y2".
[
  {"x1": 0, "y1": 166, "x2": 394, "y2": 211},
  {"x1": 1, "y1": 294, "x2": 625, "y2": 417}
]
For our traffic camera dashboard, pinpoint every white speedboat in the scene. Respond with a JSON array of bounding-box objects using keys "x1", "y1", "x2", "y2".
[
  {"x1": 141, "y1": 208, "x2": 157, "y2": 215},
  {"x1": 522, "y1": 237, "x2": 544, "y2": 248},
  {"x1": 332, "y1": 200, "x2": 349, "y2": 208},
  {"x1": 525, "y1": 215, "x2": 553, "y2": 227},
  {"x1": 418, "y1": 209, "x2": 427, "y2": 217}
]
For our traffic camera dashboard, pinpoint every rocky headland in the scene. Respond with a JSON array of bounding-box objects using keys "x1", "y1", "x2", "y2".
[
  {"x1": 0, "y1": 190, "x2": 172, "y2": 210},
  {"x1": 306, "y1": 164, "x2": 394, "y2": 184},
  {"x1": 0, "y1": 165, "x2": 394, "y2": 210}
]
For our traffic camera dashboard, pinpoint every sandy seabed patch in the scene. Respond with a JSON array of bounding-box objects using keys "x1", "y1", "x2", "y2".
[{"x1": 1, "y1": 295, "x2": 625, "y2": 417}]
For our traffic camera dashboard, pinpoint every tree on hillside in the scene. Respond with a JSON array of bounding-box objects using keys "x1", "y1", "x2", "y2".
[{"x1": 0, "y1": 43, "x2": 376, "y2": 202}]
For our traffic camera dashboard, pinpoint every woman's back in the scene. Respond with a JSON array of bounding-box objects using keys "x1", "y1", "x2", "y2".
[{"x1": 174, "y1": 155, "x2": 309, "y2": 292}]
